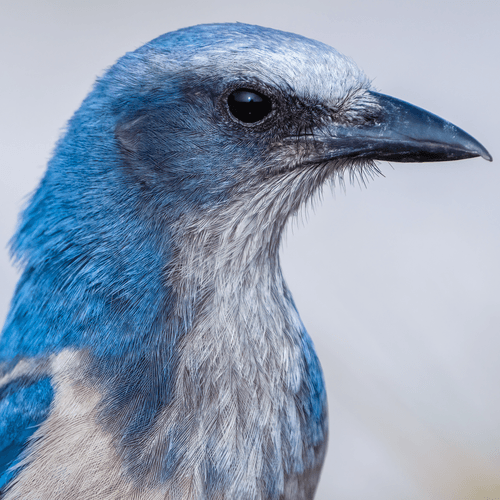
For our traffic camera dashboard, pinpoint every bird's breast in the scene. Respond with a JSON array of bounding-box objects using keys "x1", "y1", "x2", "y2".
[{"x1": 139, "y1": 274, "x2": 329, "y2": 499}]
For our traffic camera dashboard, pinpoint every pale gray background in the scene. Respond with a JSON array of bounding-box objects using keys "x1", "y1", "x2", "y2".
[{"x1": 1, "y1": 0, "x2": 499, "y2": 498}]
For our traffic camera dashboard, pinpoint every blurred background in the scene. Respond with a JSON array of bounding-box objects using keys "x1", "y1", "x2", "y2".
[{"x1": 0, "y1": 0, "x2": 498, "y2": 498}]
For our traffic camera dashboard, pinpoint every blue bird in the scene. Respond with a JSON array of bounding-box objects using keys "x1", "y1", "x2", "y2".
[{"x1": 0, "y1": 23, "x2": 491, "y2": 499}]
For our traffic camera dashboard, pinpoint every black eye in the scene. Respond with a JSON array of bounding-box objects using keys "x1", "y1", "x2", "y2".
[{"x1": 227, "y1": 88, "x2": 273, "y2": 124}]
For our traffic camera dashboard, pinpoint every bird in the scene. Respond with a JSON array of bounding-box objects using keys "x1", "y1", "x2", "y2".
[{"x1": 0, "y1": 22, "x2": 491, "y2": 500}]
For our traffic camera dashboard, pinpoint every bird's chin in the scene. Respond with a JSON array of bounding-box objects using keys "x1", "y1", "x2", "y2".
[{"x1": 270, "y1": 156, "x2": 378, "y2": 181}]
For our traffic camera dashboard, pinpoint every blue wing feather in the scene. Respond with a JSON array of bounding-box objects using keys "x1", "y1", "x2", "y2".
[{"x1": 0, "y1": 376, "x2": 53, "y2": 490}]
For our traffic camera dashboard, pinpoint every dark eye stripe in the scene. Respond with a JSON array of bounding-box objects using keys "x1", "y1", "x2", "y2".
[{"x1": 228, "y1": 89, "x2": 273, "y2": 124}]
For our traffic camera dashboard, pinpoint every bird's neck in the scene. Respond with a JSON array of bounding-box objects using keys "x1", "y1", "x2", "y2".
[
  {"x1": 127, "y1": 191, "x2": 327, "y2": 497},
  {"x1": 167, "y1": 167, "x2": 325, "y2": 318},
  {"x1": 168, "y1": 184, "x2": 297, "y2": 359},
  {"x1": 153, "y1": 175, "x2": 312, "y2": 408}
]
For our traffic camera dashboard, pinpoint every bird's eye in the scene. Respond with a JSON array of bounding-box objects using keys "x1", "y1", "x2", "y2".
[{"x1": 227, "y1": 89, "x2": 273, "y2": 124}]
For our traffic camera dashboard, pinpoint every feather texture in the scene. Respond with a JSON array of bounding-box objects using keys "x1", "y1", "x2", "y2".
[{"x1": 0, "y1": 22, "x2": 488, "y2": 499}]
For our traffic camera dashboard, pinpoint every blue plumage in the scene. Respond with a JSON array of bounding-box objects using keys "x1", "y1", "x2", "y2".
[
  {"x1": 0, "y1": 23, "x2": 489, "y2": 499},
  {"x1": 0, "y1": 377, "x2": 53, "y2": 487}
]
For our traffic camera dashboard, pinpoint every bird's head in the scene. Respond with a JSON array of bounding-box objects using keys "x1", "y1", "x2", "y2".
[
  {"x1": 81, "y1": 22, "x2": 489, "y2": 258},
  {"x1": 111, "y1": 24, "x2": 373, "y2": 214},
  {"x1": 109, "y1": 24, "x2": 487, "y2": 208}
]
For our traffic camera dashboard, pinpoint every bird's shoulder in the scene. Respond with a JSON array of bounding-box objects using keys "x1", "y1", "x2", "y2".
[{"x1": 0, "y1": 357, "x2": 54, "y2": 491}]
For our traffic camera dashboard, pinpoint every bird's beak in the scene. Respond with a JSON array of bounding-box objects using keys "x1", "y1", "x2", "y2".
[{"x1": 303, "y1": 91, "x2": 492, "y2": 163}]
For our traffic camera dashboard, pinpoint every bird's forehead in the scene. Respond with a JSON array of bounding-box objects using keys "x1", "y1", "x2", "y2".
[
  {"x1": 192, "y1": 44, "x2": 368, "y2": 103},
  {"x1": 144, "y1": 23, "x2": 370, "y2": 103}
]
